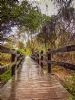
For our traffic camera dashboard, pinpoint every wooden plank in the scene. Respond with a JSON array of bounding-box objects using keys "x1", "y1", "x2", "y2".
[
  {"x1": 50, "y1": 45, "x2": 75, "y2": 53},
  {"x1": 0, "y1": 45, "x2": 16, "y2": 54},
  {"x1": 48, "y1": 61, "x2": 75, "y2": 70},
  {"x1": 38, "y1": 59, "x2": 75, "y2": 70},
  {"x1": 56, "y1": 61, "x2": 75, "y2": 70}
]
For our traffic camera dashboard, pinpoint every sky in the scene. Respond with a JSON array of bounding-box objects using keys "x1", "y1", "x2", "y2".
[
  {"x1": 19, "y1": 0, "x2": 75, "y2": 16},
  {"x1": 28, "y1": 0, "x2": 58, "y2": 16},
  {"x1": 19, "y1": 0, "x2": 58, "y2": 16}
]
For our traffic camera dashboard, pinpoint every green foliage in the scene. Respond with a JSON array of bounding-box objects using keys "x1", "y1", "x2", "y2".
[
  {"x1": 25, "y1": 48, "x2": 31, "y2": 55},
  {"x1": 0, "y1": 52, "x2": 11, "y2": 65},
  {"x1": 64, "y1": 73, "x2": 75, "y2": 97},
  {"x1": 0, "y1": 0, "x2": 45, "y2": 35},
  {"x1": 0, "y1": 0, "x2": 19, "y2": 24},
  {"x1": 17, "y1": 48, "x2": 31, "y2": 55},
  {"x1": 0, "y1": 53, "x2": 11, "y2": 59},
  {"x1": 0, "y1": 70, "x2": 11, "y2": 82},
  {"x1": 67, "y1": 96, "x2": 75, "y2": 100},
  {"x1": 17, "y1": 49, "x2": 26, "y2": 55},
  {"x1": 19, "y1": 41, "x2": 24, "y2": 49}
]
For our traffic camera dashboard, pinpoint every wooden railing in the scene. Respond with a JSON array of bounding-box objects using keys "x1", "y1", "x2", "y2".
[
  {"x1": 0, "y1": 45, "x2": 25, "y2": 76},
  {"x1": 31, "y1": 45, "x2": 75, "y2": 73}
]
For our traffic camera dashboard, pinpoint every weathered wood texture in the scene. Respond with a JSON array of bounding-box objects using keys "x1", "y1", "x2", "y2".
[
  {"x1": 48, "y1": 61, "x2": 75, "y2": 70},
  {"x1": 0, "y1": 45, "x2": 16, "y2": 54},
  {"x1": 0, "y1": 57, "x2": 71, "y2": 100},
  {"x1": 31, "y1": 45, "x2": 75, "y2": 71},
  {"x1": 50, "y1": 45, "x2": 75, "y2": 53},
  {"x1": 0, "y1": 56, "x2": 24, "y2": 75},
  {"x1": 0, "y1": 45, "x2": 25, "y2": 75}
]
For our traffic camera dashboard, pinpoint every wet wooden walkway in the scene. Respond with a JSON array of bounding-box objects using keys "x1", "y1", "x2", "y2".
[{"x1": 0, "y1": 56, "x2": 71, "y2": 100}]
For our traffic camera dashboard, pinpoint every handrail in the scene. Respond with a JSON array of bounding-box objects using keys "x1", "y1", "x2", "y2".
[
  {"x1": 0, "y1": 45, "x2": 25, "y2": 76},
  {"x1": 50, "y1": 45, "x2": 75, "y2": 53},
  {"x1": 0, "y1": 56, "x2": 25, "y2": 75},
  {"x1": 31, "y1": 45, "x2": 75, "y2": 73},
  {"x1": 0, "y1": 45, "x2": 16, "y2": 54},
  {"x1": 0, "y1": 62, "x2": 15, "y2": 75}
]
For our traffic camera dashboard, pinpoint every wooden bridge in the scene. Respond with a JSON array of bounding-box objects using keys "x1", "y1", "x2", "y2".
[
  {"x1": 0, "y1": 45, "x2": 75, "y2": 100},
  {"x1": 31, "y1": 45, "x2": 75, "y2": 71}
]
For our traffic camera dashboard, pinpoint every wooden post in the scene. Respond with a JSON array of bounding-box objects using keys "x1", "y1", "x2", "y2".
[
  {"x1": 11, "y1": 64, "x2": 15, "y2": 76},
  {"x1": 11, "y1": 53, "x2": 16, "y2": 76},
  {"x1": 19, "y1": 54, "x2": 24, "y2": 67},
  {"x1": 33, "y1": 52, "x2": 35, "y2": 60},
  {"x1": 47, "y1": 49, "x2": 51, "y2": 73},
  {"x1": 40, "y1": 50, "x2": 43, "y2": 68},
  {"x1": 11, "y1": 54, "x2": 16, "y2": 62},
  {"x1": 37, "y1": 52, "x2": 39, "y2": 64},
  {"x1": 17, "y1": 53, "x2": 21, "y2": 68}
]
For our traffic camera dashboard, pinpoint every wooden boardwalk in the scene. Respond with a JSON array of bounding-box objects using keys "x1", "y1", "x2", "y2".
[{"x1": 0, "y1": 56, "x2": 71, "y2": 100}]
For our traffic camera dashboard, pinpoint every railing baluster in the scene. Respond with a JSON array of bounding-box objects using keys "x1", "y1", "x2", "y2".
[
  {"x1": 31, "y1": 45, "x2": 75, "y2": 72},
  {"x1": 40, "y1": 50, "x2": 43, "y2": 68},
  {"x1": 37, "y1": 52, "x2": 39, "y2": 64},
  {"x1": 47, "y1": 49, "x2": 51, "y2": 73},
  {"x1": 11, "y1": 53, "x2": 16, "y2": 76}
]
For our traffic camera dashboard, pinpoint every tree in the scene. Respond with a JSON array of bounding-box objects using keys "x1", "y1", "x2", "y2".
[
  {"x1": 51, "y1": 0, "x2": 75, "y2": 47},
  {"x1": 0, "y1": 0, "x2": 44, "y2": 42},
  {"x1": 19, "y1": 41, "x2": 24, "y2": 49},
  {"x1": 37, "y1": 15, "x2": 57, "y2": 49}
]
